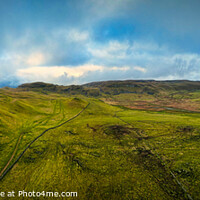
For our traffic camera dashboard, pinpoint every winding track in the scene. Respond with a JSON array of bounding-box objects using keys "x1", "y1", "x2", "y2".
[
  {"x1": 0, "y1": 100, "x2": 61, "y2": 177},
  {"x1": 0, "y1": 102, "x2": 90, "y2": 181},
  {"x1": 0, "y1": 135, "x2": 23, "y2": 177}
]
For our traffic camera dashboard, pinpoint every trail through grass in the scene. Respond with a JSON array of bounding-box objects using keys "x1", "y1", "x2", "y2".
[{"x1": 0, "y1": 89, "x2": 199, "y2": 199}]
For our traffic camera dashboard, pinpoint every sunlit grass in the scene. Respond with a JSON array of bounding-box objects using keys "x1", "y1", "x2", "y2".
[{"x1": 0, "y1": 89, "x2": 199, "y2": 199}]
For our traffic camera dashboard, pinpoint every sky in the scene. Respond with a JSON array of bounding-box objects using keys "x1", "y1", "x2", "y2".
[{"x1": 0, "y1": 0, "x2": 200, "y2": 87}]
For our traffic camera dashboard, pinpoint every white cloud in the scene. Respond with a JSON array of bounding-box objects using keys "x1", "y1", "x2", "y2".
[
  {"x1": 26, "y1": 52, "x2": 46, "y2": 66},
  {"x1": 17, "y1": 65, "x2": 103, "y2": 81},
  {"x1": 67, "y1": 29, "x2": 89, "y2": 42},
  {"x1": 133, "y1": 66, "x2": 147, "y2": 73},
  {"x1": 52, "y1": 28, "x2": 90, "y2": 43},
  {"x1": 131, "y1": 41, "x2": 168, "y2": 53},
  {"x1": 110, "y1": 66, "x2": 130, "y2": 71},
  {"x1": 16, "y1": 64, "x2": 133, "y2": 84},
  {"x1": 0, "y1": 51, "x2": 48, "y2": 69},
  {"x1": 2, "y1": 30, "x2": 200, "y2": 87},
  {"x1": 88, "y1": 40, "x2": 129, "y2": 59}
]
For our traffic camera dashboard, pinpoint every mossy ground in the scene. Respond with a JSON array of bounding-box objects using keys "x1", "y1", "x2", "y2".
[{"x1": 0, "y1": 88, "x2": 199, "y2": 199}]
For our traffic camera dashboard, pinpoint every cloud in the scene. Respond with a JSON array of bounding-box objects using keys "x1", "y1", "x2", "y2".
[
  {"x1": 2, "y1": 35, "x2": 200, "y2": 87},
  {"x1": 26, "y1": 52, "x2": 46, "y2": 66},
  {"x1": 133, "y1": 66, "x2": 146, "y2": 73},
  {"x1": 16, "y1": 64, "x2": 132, "y2": 84},
  {"x1": 17, "y1": 65, "x2": 103, "y2": 80},
  {"x1": 88, "y1": 40, "x2": 129, "y2": 59},
  {"x1": 67, "y1": 29, "x2": 89, "y2": 42},
  {"x1": 1, "y1": 0, "x2": 200, "y2": 87},
  {"x1": 1, "y1": 29, "x2": 200, "y2": 87},
  {"x1": 52, "y1": 29, "x2": 90, "y2": 42},
  {"x1": 111, "y1": 66, "x2": 130, "y2": 71}
]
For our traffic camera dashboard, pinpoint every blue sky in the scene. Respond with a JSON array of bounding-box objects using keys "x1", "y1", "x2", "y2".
[{"x1": 0, "y1": 0, "x2": 200, "y2": 87}]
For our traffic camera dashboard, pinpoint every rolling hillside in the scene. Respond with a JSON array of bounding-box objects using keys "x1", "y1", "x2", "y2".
[
  {"x1": 18, "y1": 80, "x2": 200, "y2": 112},
  {"x1": 0, "y1": 80, "x2": 200, "y2": 199}
]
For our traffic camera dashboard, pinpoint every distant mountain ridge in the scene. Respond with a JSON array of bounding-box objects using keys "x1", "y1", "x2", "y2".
[{"x1": 17, "y1": 80, "x2": 200, "y2": 96}]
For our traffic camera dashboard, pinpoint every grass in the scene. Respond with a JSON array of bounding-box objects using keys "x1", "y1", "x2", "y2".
[
  {"x1": 103, "y1": 90, "x2": 200, "y2": 112},
  {"x1": 0, "y1": 88, "x2": 200, "y2": 199}
]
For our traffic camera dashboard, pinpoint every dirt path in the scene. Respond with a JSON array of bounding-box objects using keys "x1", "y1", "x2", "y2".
[
  {"x1": 0, "y1": 134, "x2": 23, "y2": 177},
  {"x1": 0, "y1": 100, "x2": 66, "y2": 178},
  {"x1": 0, "y1": 102, "x2": 90, "y2": 181}
]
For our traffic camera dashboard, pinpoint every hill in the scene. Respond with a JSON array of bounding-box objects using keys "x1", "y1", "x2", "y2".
[
  {"x1": 84, "y1": 80, "x2": 200, "y2": 94},
  {"x1": 18, "y1": 80, "x2": 200, "y2": 95},
  {"x1": 18, "y1": 80, "x2": 200, "y2": 112},
  {"x1": 18, "y1": 82, "x2": 100, "y2": 97},
  {"x1": 0, "y1": 80, "x2": 200, "y2": 199}
]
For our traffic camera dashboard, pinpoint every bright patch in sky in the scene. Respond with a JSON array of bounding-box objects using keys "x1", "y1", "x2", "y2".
[
  {"x1": 26, "y1": 52, "x2": 46, "y2": 66},
  {"x1": 17, "y1": 65, "x2": 104, "y2": 80},
  {"x1": 17, "y1": 65, "x2": 130, "y2": 84},
  {"x1": 133, "y1": 66, "x2": 146, "y2": 73}
]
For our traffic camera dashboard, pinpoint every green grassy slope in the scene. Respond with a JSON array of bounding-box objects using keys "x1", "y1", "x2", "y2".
[
  {"x1": 18, "y1": 80, "x2": 200, "y2": 112},
  {"x1": 0, "y1": 87, "x2": 200, "y2": 199}
]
